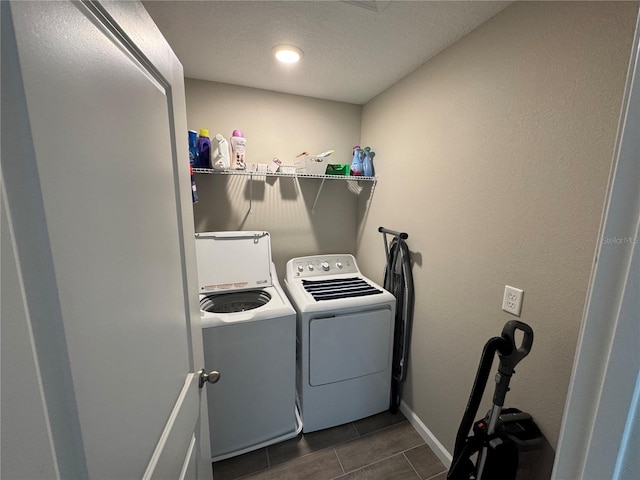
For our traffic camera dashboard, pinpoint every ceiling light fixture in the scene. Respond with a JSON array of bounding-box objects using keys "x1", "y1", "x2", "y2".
[{"x1": 273, "y1": 45, "x2": 303, "y2": 64}]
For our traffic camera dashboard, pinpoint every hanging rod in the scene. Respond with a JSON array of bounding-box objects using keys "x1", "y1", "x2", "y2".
[{"x1": 378, "y1": 226, "x2": 409, "y2": 239}]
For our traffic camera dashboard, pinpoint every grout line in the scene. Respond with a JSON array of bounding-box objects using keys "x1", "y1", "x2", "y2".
[
  {"x1": 399, "y1": 401, "x2": 452, "y2": 468},
  {"x1": 401, "y1": 443, "x2": 448, "y2": 480},
  {"x1": 231, "y1": 465, "x2": 270, "y2": 480},
  {"x1": 270, "y1": 420, "x2": 405, "y2": 467},
  {"x1": 330, "y1": 451, "x2": 422, "y2": 479},
  {"x1": 423, "y1": 469, "x2": 448, "y2": 480},
  {"x1": 328, "y1": 422, "x2": 425, "y2": 477},
  {"x1": 229, "y1": 417, "x2": 419, "y2": 480},
  {"x1": 353, "y1": 419, "x2": 410, "y2": 440},
  {"x1": 403, "y1": 451, "x2": 423, "y2": 479},
  {"x1": 333, "y1": 446, "x2": 346, "y2": 475},
  {"x1": 265, "y1": 446, "x2": 271, "y2": 469}
]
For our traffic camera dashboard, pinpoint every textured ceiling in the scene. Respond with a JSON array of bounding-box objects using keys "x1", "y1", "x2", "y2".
[{"x1": 143, "y1": 1, "x2": 510, "y2": 105}]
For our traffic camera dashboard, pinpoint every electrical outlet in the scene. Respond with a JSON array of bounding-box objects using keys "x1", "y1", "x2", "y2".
[{"x1": 502, "y1": 285, "x2": 524, "y2": 316}]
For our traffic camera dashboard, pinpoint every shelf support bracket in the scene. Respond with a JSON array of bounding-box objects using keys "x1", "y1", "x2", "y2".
[
  {"x1": 248, "y1": 172, "x2": 253, "y2": 214},
  {"x1": 311, "y1": 177, "x2": 326, "y2": 214}
]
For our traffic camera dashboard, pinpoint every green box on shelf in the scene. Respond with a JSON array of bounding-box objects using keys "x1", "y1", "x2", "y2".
[{"x1": 325, "y1": 164, "x2": 350, "y2": 176}]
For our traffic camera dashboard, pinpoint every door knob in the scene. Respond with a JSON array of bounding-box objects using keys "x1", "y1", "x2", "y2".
[{"x1": 198, "y1": 369, "x2": 220, "y2": 388}]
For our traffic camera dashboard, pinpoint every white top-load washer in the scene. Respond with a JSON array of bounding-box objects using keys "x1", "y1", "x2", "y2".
[
  {"x1": 195, "y1": 231, "x2": 300, "y2": 461},
  {"x1": 285, "y1": 254, "x2": 396, "y2": 433}
]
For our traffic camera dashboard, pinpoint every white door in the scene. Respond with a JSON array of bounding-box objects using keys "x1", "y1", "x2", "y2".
[{"x1": 1, "y1": 1, "x2": 211, "y2": 479}]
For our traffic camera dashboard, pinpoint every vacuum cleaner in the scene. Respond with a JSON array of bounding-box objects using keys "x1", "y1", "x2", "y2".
[{"x1": 447, "y1": 320, "x2": 542, "y2": 480}]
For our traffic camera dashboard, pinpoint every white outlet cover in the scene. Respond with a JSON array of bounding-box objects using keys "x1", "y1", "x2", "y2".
[{"x1": 502, "y1": 285, "x2": 524, "y2": 316}]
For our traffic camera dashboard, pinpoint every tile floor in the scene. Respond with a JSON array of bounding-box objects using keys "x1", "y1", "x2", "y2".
[{"x1": 212, "y1": 411, "x2": 448, "y2": 480}]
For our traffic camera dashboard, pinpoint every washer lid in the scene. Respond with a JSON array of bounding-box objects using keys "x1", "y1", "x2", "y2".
[{"x1": 195, "y1": 231, "x2": 272, "y2": 293}]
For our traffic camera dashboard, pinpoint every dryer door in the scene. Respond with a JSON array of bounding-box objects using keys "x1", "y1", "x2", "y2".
[{"x1": 309, "y1": 308, "x2": 393, "y2": 386}]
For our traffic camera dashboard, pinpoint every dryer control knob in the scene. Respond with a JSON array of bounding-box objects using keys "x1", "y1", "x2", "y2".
[
  {"x1": 321, "y1": 261, "x2": 330, "y2": 271},
  {"x1": 307, "y1": 264, "x2": 314, "y2": 271},
  {"x1": 336, "y1": 262, "x2": 343, "y2": 269},
  {"x1": 297, "y1": 264, "x2": 304, "y2": 272}
]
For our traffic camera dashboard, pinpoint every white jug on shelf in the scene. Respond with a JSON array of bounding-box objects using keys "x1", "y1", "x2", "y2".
[{"x1": 211, "y1": 134, "x2": 231, "y2": 170}]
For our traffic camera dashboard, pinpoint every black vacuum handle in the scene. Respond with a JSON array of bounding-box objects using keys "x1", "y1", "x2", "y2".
[
  {"x1": 493, "y1": 321, "x2": 533, "y2": 407},
  {"x1": 499, "y1": 320, "x2": 533, "y2": 373}
]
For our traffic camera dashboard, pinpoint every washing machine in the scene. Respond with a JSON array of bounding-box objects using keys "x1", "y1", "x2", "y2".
[
  {"x1": 195, "y1": 231, "x2": 300, "y2": 461},
  {"x1": 284, "y1": 254, "x2": 396, "y2": 433}
]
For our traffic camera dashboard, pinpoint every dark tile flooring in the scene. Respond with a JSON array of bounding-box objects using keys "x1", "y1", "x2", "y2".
[{"x1": 212, "y1": 411, "x2": 448, "y2": 480}]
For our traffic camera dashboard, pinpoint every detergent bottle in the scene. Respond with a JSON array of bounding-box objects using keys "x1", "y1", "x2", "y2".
[
  {"x1": 230, "y1": 130, "x2": 247, "y2": 170},
  {"x1": 196, "y1": 129, "x2": 211, "y2": 168},
  {"x1": 350, "y1": 146, "x2": 363, "y2": 176},
  {"x1": 363, "y1": 147, "x2": 374, "y2": 177},
  {"x1": 212, "y1": 134, "x2": 231, "y2": 170},
  {"x1": 190, "y1": 165, "x2": 198, "y2": 203},
  {"x1": 188, "y1": 130, "x2": 199, "y2": 166}
]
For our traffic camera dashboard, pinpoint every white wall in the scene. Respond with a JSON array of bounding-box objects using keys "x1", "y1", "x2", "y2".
[
  {"x1": 185, "y1": 79, "x2": 363, "y2": 276},
  {"x1": 356, "y1": 2, "x2": 638, "y2": 475},
  {"x1": 553, "y1": 15, "x2": 640, "y2": 477}
]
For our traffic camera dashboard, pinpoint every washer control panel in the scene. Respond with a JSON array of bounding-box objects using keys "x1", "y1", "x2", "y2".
[{"x1": 288, "y1": 254, "x2": 359, "y2": 278}]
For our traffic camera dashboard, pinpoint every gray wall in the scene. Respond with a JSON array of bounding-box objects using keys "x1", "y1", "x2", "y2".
[
  {"x1": 184, "y1": 0, "x2": 638, "y2": 470},
  {"x1": 356, "y1": 0, "x2": 637, "y2": 464},
  {"x1": 185, "y1": 79, "x2": 362, "y2": 277}
]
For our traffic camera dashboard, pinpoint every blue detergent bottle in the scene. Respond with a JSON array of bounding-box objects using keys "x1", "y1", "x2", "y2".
[
  {"x1": 190, "y1": 165, "x2": 198, "y2": 203},
  {"x1": 188, "y1": 130, "x2": 199, "y2": 166},
  {"x1": 188, "y1": 130, "x2": 199, "y2": 203},
  {"x1": 350, "y1": 146, "x2": 363, "y2": 176},
  {"x1": 363, "y1": 146, "x2": 374, "y2": 177},
  {"x1": 196, "y1": 129, "x2": 211, "y2": 168}
]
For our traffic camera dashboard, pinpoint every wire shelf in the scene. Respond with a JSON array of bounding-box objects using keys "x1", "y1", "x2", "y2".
[{"x1": 192, "y1": 168, "x2": 376, "y2": 182}]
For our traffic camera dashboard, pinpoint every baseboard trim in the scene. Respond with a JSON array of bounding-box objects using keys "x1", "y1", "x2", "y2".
[{"x1": 399, "y1": 401, "x2": 453, "y2": 468}]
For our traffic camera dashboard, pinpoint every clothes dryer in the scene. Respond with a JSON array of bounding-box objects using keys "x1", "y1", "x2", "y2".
[
  {"x1": 285, "y1": 254, "x2": 396, "y2": 433},
  {"x1": 196, "y1": 231, "x2": 300, "y2": 461}
]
